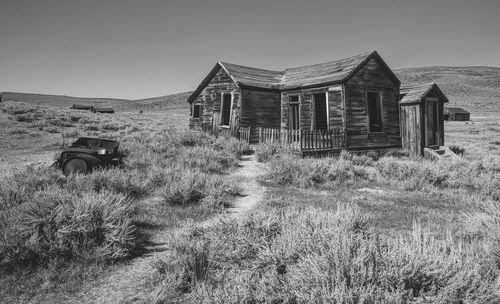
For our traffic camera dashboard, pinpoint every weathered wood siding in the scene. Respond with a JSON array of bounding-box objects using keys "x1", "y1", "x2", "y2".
[
  {"x1": 344, "y1": 58, "x2": 401, "y2": 149},
  {"x1": 241, "y1": 88, "x2": 281, "y2": 142},
  {"x1": 189, "y1": 68, "x2": 240, "y2": 130},
  {"x1": 400, "y1": 104, "x2": 421, "y2": 155},
  {"x1": 328, "y1": 86, "x2": 344, "y2": 130},
  {"x1": 281, "y1": 86, "x2": 344, "y2": 132}
]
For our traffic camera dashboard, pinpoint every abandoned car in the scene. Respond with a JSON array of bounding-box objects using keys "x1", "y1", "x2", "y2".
[{"x1": 54, "y1": 137, "x2": 124, "y2": 175}]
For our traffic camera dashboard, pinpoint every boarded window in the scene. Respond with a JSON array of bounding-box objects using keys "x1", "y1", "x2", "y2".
[
  {"x1": 313, "y1": 93, "x2": 327, "y2": 130},
  {"x1": 193, "y1": 104, "x2": 201, "y2": 118},
  {"x1": 288, "y1": 104, "x2": 299, "y2": 130},
  {"x1": 221, "y1": 93, "x2": 232, "y2": 126},
  {"x1": 288, "y1": 95, "x2": 300, "y2": 130},
  {"x1": 367, "y1": 92, "x2": 383, "y2": 132}
]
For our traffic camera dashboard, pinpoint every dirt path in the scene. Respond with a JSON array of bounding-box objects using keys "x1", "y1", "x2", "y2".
[
  {"x1": 57, "y1": 153, "x2": 266, "y2": 304},
  {"x1": 228, "y1": 153, "x2": 266, "y2": 216}
]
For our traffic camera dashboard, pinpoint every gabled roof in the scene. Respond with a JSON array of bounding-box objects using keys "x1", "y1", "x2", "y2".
[
  {"x1": 444, "y1": 107, "x2": 470, "y2": 114},
  {"x1": 219, "y1": 62, "x2": 283, "y2": 90},
  {"x1": 400, "y1": 83, "x2": 449, "y2": 105},
  {"x1": 187, "y1": 51, "x2": 400, "y2": 103},
  {"x1": 282, "y1": 51, "x2": 400, "y2": 90}
]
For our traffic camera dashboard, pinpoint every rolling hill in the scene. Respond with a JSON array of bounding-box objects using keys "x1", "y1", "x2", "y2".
[
  {"x1": 0, "y1": 91, "x2": 192, "y2": 112},
  {"x1": 1, "y1": 66, "x2": 499, "y2": 114},
  {"x1": 394, "y1": 66, "x2": 500, "y2": 113}
]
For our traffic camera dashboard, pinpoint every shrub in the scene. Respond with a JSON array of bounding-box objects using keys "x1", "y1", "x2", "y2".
[
  {"x1": 152, "y1": 206, "x2": 499, "y2": 303},
  {"x1": 449, "y1": 144, "x2": 465, "y2": 156},
  {"x1": 14, "y1": 113, "x2": 35, "y2": 123},
  {"x1": 339, "y1": 150, "x2": 374, "y2": 166},
  {"x1": 465, "y1": 200, "x2": 500, "y2": 271},
  {"x1": 7, "y1": 128, "x2": 28, "y2": 135},
  {"x1": 63, "y1": 128, "x2": 80, "y2": 138},
  {"x1": 65, "y1": 168, "x2": 149, "y2": 198},
  {"x1": 161, "y1": 168, "x2": 238, "y2": 208},
  {"x1": 212, "y1": 136, "x2": 252, "y2": 157},
  {"x1": 266, "y1": 154, "x2": 379, "y2": 187},
  {"x1": 178, "y1": 146, "x2": 239, "y2": 174},
  {"x1": 44, "y1": 126, "x2": 61, "y2": 133},
  {"x1": 255, "y1": 142, "x2": 282, "y2": 163},
  {"x1": 0, "y1": 188, "x2": 137, "y2": 265},
  {"x1": 178, "y1": 130, "x2": 213, "y2": 147}
]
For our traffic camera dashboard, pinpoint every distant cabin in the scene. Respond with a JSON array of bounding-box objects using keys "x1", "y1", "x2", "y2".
[
  {"x1": 399, "y1": 83, "x2": 449, "y2": 156},
  {"x1": 444, "y1": 107, "x2": 470, "y2": 121},
  {"x1": 187, "y1": 50, "x2": 402, "y2": 153},
  {"x1": 91, "y1": 102, "x2": 115, "y2": 114},
  {"x1": 71, "y1": 104, "x2": 93, "y2": 110}
]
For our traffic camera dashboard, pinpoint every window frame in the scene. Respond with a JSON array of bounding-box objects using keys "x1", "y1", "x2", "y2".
[
  {"x1": 366, "y1": 90, "x2": 384, "y2": 133},
  {"x1": 286, "y1": 95, "x2": 300, "y2": 130},
  {"x1": 192, "y1": 104, "x2": 201, "y2": 119},
  {"x1": 312, "y1": 92, "x2": 329, "y2": 131}
]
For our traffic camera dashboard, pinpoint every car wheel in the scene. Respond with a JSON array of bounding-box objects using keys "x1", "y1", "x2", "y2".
[{"x1": 63, "y1": 158, "x2": 88, "y2": 176}]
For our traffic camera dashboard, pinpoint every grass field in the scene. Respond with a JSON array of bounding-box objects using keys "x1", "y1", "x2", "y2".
[{"x1": 0, "y1": 65, "x2": 499, "y2": 303}]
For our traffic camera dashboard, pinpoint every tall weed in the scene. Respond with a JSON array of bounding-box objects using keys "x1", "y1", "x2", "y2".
[{"x1": 152, "y1": 205, "x2": 498, "y2": 303}]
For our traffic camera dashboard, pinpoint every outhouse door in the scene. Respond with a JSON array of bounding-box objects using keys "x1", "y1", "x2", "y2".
[{"x1": 424, "y1": 98, "x2": 438, "y2": 146}]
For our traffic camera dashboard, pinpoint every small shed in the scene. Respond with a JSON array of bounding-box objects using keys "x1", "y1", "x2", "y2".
[
  {"x1": 400, "y1": 83, "x2": 449, "y2": 156},
  {"x1": 92, "y1": 102, "x2": 115, "y2": 114},
  {"x1": 444, "y1": 107, "x2": 470, "y2": 121},
  {"x1": 71, "y1": 104, "x2": 93, "y2": 110}
]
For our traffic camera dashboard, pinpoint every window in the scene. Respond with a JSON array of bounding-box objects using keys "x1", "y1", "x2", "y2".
[
  {"x1": 192, "y1": 104, "x2": 201, "y2": 118},
  {"x1": 288, "y1": 104, "x2": 299, "y2": 130},
  {"x1": 313, "y1": 93, "x2": 328, "y2": 130},
  {"x1": 221, "y1": 93, "x2": 232, "y2": 126},
  {"x1": 367, "y1": 91, "x2": 383, "y2": 132},
  {"x1": 288, "y1": 95, "x2": 300, "y2": 130}
]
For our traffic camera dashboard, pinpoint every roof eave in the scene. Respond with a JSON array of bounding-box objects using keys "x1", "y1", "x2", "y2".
[
  {"x1": 186, "y1": 63, "x2": 225, "y2": 104},
  {"x1": 282, "y1": 80, "x2": 343, "y2": 91}
]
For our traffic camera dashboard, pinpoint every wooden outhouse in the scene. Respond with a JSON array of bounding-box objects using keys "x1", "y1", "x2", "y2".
[
  {"x1": 444, "y1": 107, "x2": 470, "y2": 121},
  {"x1": 399, "y1": 83, "x2": 449, "y2": 156}
]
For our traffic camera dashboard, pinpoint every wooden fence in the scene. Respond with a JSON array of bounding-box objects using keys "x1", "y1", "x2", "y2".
[
  {"x1": 238, "y1": 127, "x2": 251, "y2": 144},
  {"x1": 258, "y1": 127, "x2": 344, "y2": 152},
  {"x1": 201, "y1": 124, "x2": 251, "y2": 144}
]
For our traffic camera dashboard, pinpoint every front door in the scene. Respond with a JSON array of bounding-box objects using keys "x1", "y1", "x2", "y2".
[{"x1": 424, "y1": 100, "x2": 438, "y2": 146}]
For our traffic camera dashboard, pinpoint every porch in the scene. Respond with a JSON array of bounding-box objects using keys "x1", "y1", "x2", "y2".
[
  {"x1": 200, "y1": 124, "x2": 344, "y2": 155},
  {"x1": 258, "y1": 127, "x2": 344, "y2": 155}
]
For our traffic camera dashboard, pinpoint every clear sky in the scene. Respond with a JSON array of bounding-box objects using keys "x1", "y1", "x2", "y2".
[{"x1": 0, "y1": 0, "x2": 499, "y2": 99}]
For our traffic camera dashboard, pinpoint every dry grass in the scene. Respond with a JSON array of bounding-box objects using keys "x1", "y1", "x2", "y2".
[
  {"x1": 152, "y1": 205, "x2": 498, "y2": 303},
  {"x1": 0, "y1": 101, "x2": 247, "y2": 302}
]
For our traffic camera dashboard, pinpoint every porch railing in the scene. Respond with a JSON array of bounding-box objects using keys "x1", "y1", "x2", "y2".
[
  {"x1": 200, "y1": 124, "x2": 251, "y2": 144},
  {"x1": 258, "y1": 127, "x2": 344, "y2": 152}
]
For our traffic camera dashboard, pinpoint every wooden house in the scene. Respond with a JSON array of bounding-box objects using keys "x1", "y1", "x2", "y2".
[
  {"x1": 444, "y1": 107, "x2": 470, "y2": 121},
  {"x1": 187, "y1": 51, "x2": 402, "y2": 153},
  {"x1": 399, "y1": 83, "x2": 448, "y2": 156},
  {"x1": 91, "y1": 102, "x2": 115, "y2": 114}
]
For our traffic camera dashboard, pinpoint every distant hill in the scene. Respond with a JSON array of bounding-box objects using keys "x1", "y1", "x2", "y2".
[
  {"x1": 2, "y1": 66, "x2": 499, "y2": 114},
  {"x1": 0, "y1": 92, "x2": 130, "y2": 108},
  {"x1": 0, "y1": 91, "x2": 192, "y2": 112},
  {"x1": 395, "y1": 66, "x2": 500, "y2": 113},
  {"x1": 118, "y1": 92, "x2": 192, "y2": 111}
]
